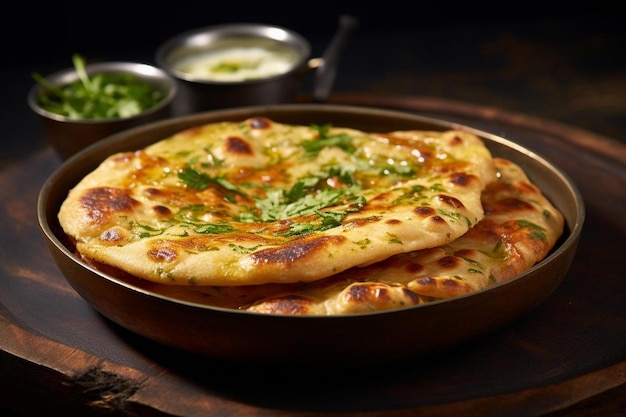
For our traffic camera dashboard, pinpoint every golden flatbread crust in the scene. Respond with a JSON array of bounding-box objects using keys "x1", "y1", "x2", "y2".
[
  {"x1": 59, "y1": 117, "x2": 497, "y2": 286},
  {"x1": 102, "y1": 157, "x2": 563, "y2": 315}
]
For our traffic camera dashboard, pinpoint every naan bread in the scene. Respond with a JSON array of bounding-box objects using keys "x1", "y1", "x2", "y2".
[
  {"x1": 59, "y1": 117, "x2": 497, "y2": 286},
  {"x1": 105, "y1": 157, "x2": 563, "y2": 315}
]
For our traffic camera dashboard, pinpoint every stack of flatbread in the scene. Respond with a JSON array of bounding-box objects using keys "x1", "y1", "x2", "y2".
[{"x1": 58, "y1": 117, "x2": 564, "y2": 315}]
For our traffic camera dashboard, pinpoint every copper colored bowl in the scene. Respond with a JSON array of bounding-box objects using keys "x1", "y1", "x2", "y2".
[{"x1": 37, "y1": 104, "x2": 584, "y2": 367}]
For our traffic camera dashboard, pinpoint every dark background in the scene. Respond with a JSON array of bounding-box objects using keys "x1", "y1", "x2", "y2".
[
  {"x1": 3, "y1": 1, "x2": 625, "y2": 160},
  {"x1": 1, "y1": 4, "x2": 625, "y2": 415}
]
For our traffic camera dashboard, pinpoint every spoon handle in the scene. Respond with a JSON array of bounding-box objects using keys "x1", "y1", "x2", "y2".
[{"x1": 313, "y1": 15, "x2": 360, "y2": 103}]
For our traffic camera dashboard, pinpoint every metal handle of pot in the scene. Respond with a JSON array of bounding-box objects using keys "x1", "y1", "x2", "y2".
[{"x1": 312, "y1": 15, "x2": 359, "y2": 103}]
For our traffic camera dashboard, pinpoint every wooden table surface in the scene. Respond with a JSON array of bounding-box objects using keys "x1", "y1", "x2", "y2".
[
  {"x1": 2, "y1": 7, "x2": 625, "y2": 416},
  {"x1": 1, "y1": 92, "x2": 625, "y2": 416}
]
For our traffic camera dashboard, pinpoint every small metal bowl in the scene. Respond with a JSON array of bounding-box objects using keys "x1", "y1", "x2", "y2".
[
  {"x1": 37, "y1": 104, "x2": 584, "y2": 368},
  {"x1": 28, "y1": 62, "x2": 178, "y2": 160},
  {"x1": 156, "y1": 23, "x2": 314, "y2": 114}
]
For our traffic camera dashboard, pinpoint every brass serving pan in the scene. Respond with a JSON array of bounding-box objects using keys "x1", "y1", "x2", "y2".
[{"x1": 37, "y1": 104, "x2": 584, "y2": 367}]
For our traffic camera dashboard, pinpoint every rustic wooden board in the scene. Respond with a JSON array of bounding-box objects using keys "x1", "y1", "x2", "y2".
[{"x1": 1, "y1": 94, "x2": 625, "y2": 417}]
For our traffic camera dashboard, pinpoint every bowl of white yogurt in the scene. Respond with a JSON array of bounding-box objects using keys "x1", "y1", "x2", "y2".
[{"x1": 156, "y1": 20, "x2": 357, "y2": 114}]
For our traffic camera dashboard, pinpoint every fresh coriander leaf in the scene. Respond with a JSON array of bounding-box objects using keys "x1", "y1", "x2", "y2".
[
  {"x1": 178, "y1": 168, "x2": 243, "y2": 196},
  {"x1": 318, "y1": 210, "x2": 346, "y2": 228},
  {"x1": 282, "y1": 210, "x2": 348, "y2": 236},
  {"x1": 73, "y1": 54, "x2": 94, "y2": 93},
  {"x1": 195, "y1": 223, "x2": 236, "y2": 234},
  {"x1": 278, "y1": 188, "x2": 346, "y2": 220},
  {"x1": 178, "y1": 168, "x2": 214, "y2": 189},
  {"x1": 302, "y1": 133, "x2": 356, "y2": 155},
  {"x1": 518, "y1": 220, "x2": 547, "y2": 241},
  {"x1": 302, "y1": 123, "x2": 356, "y2": 155}
]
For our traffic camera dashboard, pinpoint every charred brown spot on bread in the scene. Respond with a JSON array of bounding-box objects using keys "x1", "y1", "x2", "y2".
[
  {"x1": 413, "y1": 206, "x2": 436, "y2": 217},
  {"x1": 147, "y1": 247, "x2": 178, "y2": 262},
  {"x1": 341, "y1": 282, "x2": 422, "y2": 309},
  {"x1": 409, "y1": 276, "x2": 475, "y2": 299},
  {"x1": 144, "y1": 188, "x2": 163, "y2": 197},
  {"x1": 414, "y1": 276, "x2": 463, "y2": 289},
  {"x1": 226, "y1": 136, "x2": 253, "y2": 155},
  {"x1": 152, "y1": 205, "x2": 172, "y2": 217},
  {"x1": 437, "y1": 255, "x2": 461, "y2": 269},
  {"x1": 405, "y1": 261, "x2": 424, "y2": 274},
  {"x1": 449, "y1": 134, "x2": 464, "y2": 145},
  {"x1": 344, "y1": 282, "x2": 391, "y2": 302},
  {"x1": 448, "y1": 172, "x2": 476, "y2": 186},
  {"x1": 99, "y1": 227, "x2": 126, "y2": 244},
  {"x1": 436, "y1": 194, "x2": 465, "y2": 209},
  {"x1": 248, "y1": 117, "x2": 272, "y2": 129},
  {"x1": 441, "y1": 278, "x2": 464, "y2": 288},
  {"x1": 415, "y1": 277, "x2": 436, "y2": 287},
  {"x1": 385, "y1": 218, "x2": 402, "y2": 225},
  {"x1": 80, "y1": 187, "x2": 139, "y2": 224},
  {"x1": 414, "y1": 208, "x2": 446, "y2": 224},
  {"x1": 250, "y1": 235, "x2": 346, "y2": 265}
]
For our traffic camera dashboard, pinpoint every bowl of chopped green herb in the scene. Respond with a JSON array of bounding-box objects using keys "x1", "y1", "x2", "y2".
[{"x1": 28, "y1": 54, "x2": 178, "y2": 160}]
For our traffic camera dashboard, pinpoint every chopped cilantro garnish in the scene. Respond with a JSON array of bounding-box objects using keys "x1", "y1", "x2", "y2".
[
  {"x1": 282, "y1": 210, "x2": 348, "y2": 236},
  {"x1": 518, "y1": 220, "x2": 547, "y2": 241},
  {"x1": 178, "y1": 167, "x2": 242, "y2": 194},
  {"x1": 131, "y1": 222, "x2": 165, "y2": 238},
  {"x1": 194, "y1": 223, "x2": 236, "y2": 234},
  {"x1": 302, "y1": 124, "x2": 356, "y2": 155},
  {"x1": 32, "y1": 54, "x2": 165, "y2": 120},
  {"x1": 256, "y1": 188, "x2": 347, "y2": 222},
  {"x1": 178, "y1": 168, "x2": 213, "y2": 189}
]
